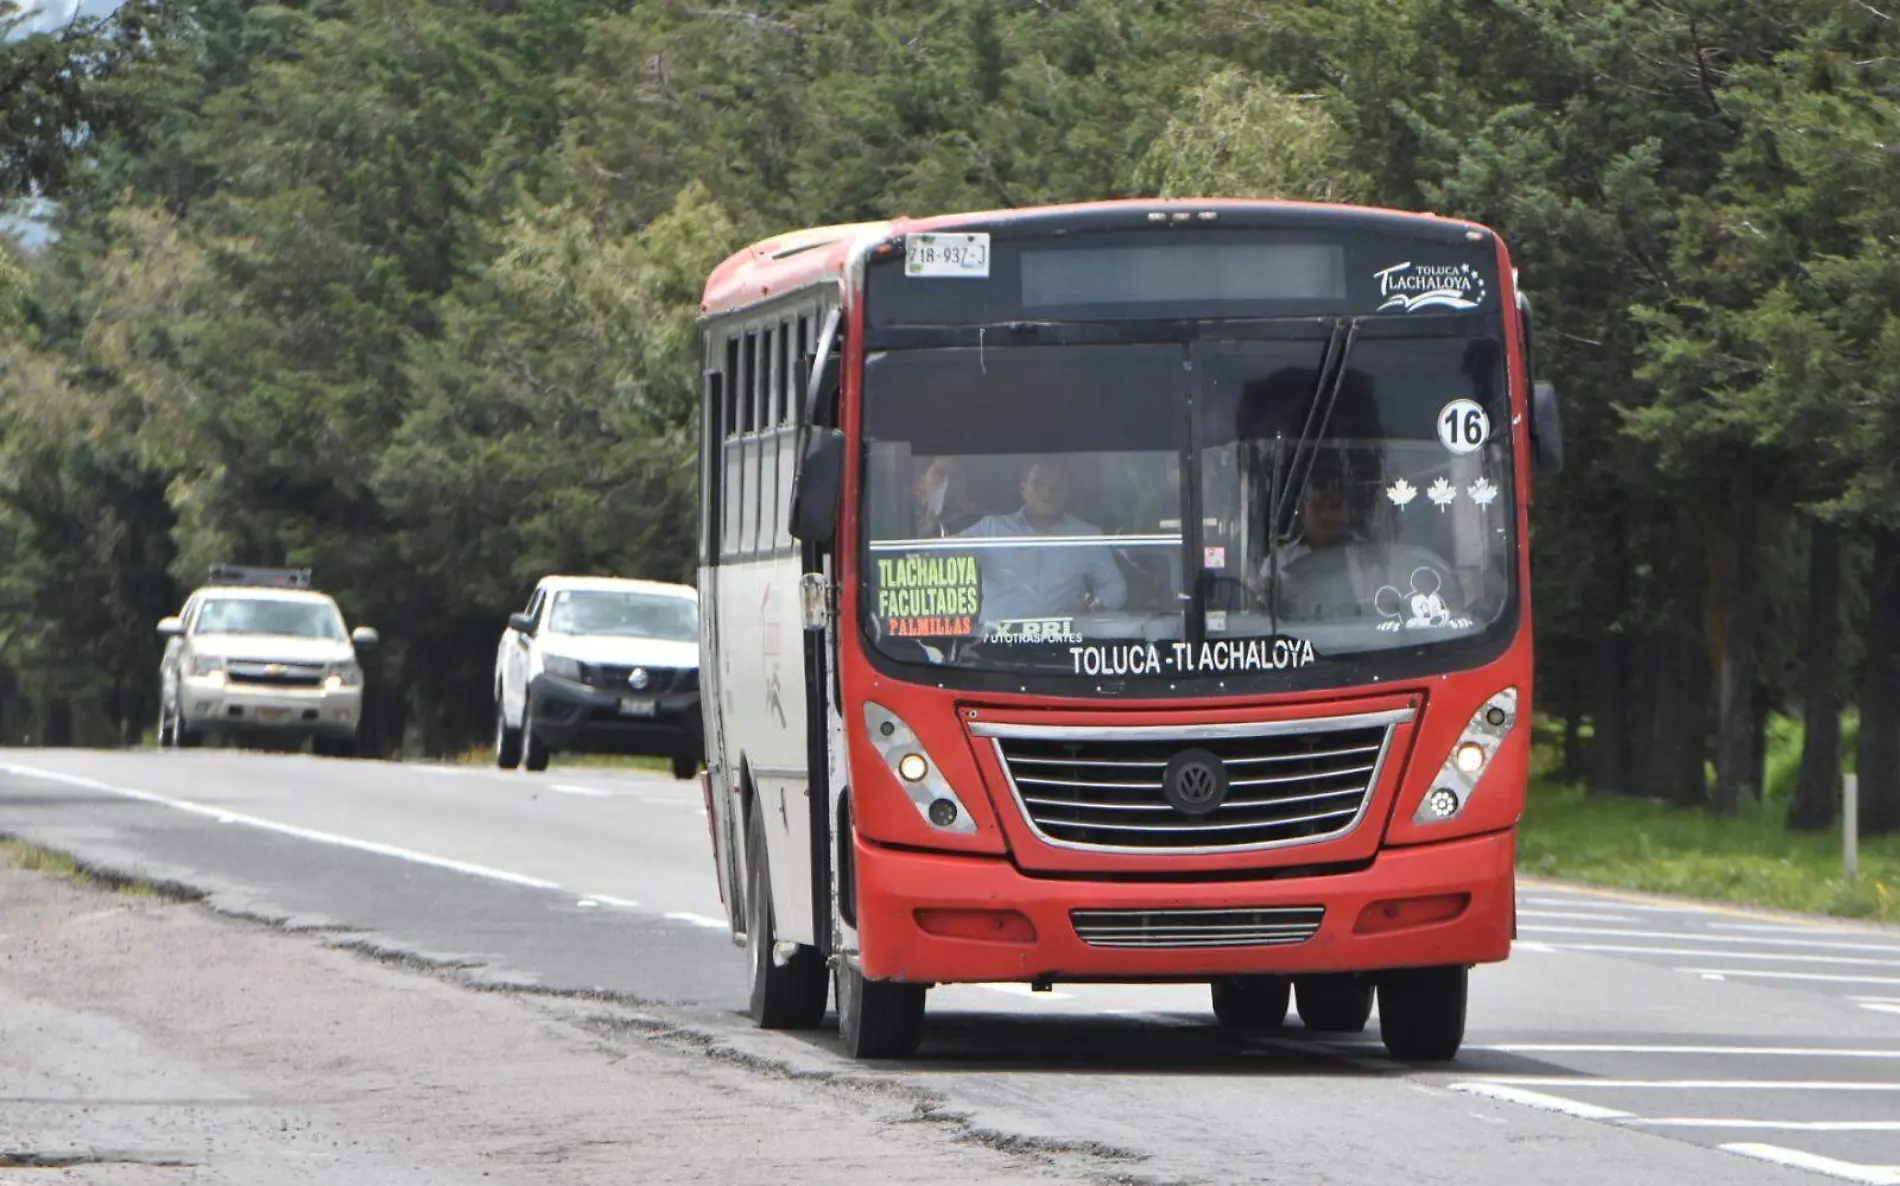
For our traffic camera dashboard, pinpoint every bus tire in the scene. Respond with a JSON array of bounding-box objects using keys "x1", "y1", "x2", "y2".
[
  {"x1": 835, "y1": 958, "x2": 925, "y2": 1059},
  {"x1": 1210, "y1": 975, "x2": 1290, "y2": 1031},
  {"x1": 745, "y1": 805, "x2": 827, "y2": 1029},
  {"x1": 1295, "y1": 974, "x2": 1374, "y2": 1033},
  {"x1": 1378, "y1": 965, "x2": 1467, "y2": 1062}
]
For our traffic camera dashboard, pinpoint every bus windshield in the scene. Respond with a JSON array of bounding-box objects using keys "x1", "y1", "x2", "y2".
[{"x1": 860, "y1": 332, "x2": 1514, "y2": 685}]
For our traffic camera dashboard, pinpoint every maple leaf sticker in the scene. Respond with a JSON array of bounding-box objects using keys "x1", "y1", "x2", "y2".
[
  {"x1": 1469, "y1": 477, "x2": 1498, "y2": 506},
  {"x1": 1428, "y1": 476, "x2": 1457, "y2": 511},
  {"x1": 1386, "y1": 477, "x2": 1418, "y2": 509}
]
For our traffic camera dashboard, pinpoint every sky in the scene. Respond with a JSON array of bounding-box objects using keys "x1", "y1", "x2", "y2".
[
  {"x1": 8, "y1": 0, "x2": 124, "y2": 35},
  {"x1": 4, "y1": 1, "x2": 126, "y2": 248}
]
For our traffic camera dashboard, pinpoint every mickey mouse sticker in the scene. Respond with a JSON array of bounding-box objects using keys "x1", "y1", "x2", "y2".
[{"x1": 1375, "y1": 567, "x2": 1475, "y2": 633}]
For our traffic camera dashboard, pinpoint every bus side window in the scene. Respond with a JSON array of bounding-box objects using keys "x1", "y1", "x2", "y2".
[{"x1": 722, "y1": 331, "x2": 744, "y2": 561}]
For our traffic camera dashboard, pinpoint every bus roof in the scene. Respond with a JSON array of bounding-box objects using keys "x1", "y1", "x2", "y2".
[{"x1": 699, "y1": 198, "x2": 1492, "y2": 317}]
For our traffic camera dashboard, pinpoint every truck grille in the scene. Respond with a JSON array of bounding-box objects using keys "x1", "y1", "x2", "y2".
[
  {"x1": 972, "y1": 709, "x2": 1410, "y2": 853},
  {"x1": 1071, "y1": 906, "x2": 1325, "y2": 949},
  {"x1": 225, "y1": 660, "x2": 326, "y2": 688},
  {"x1": 581, "y1": 664, "x2": 686, "y2": 693}
]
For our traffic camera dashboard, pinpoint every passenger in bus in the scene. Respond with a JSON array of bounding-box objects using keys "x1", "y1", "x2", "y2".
[
  {"x1": 912, "y1": 455, "x2": 980, "y2": 538},
  {"x1": 958, "y1": 457, "x2": 1128, "y2": 621}
]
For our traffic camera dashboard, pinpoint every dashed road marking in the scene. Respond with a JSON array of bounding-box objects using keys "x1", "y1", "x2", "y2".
[
  {"x1": 1538, "y1": 943, "x2": 1900, "y2": 967},
  {"x1": 552, "y1": 783, "x2": 615, "y2": 798},
  {"x1": 1521, "y1": 925, "x2": 1900, "y2": 956},
  {"x1": 1675, "y1": 968, "x2": 1900, "y2": 987},
  {"x1": 1471, "y1": 1078, "x2": 1900, "y2": 1092},
  {"x1": 1636, "y1": 1119, "x2": 1900, "y2": 1132},
  {"x1": 664, "y1": 911, "x2": 729, "y2": 930},
  {"x1": 981, "y1": 983, "x2": 1077, "y2": 1001}
]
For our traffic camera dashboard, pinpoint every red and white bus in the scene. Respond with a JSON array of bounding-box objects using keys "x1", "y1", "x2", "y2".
[{"x1": 696, "y1": 199, "x2": 1562, "y2": 1061}]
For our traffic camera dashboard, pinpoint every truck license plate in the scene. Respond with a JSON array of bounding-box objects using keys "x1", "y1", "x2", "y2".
[
  {"x1": 618, "y1": 698, "x2": 656, "y2": 718},
  {"x1": 258, "y1": 707, "x2": 291, "y2": 723}
]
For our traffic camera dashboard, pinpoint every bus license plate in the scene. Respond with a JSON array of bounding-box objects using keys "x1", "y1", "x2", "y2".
[{"x1": 618, "y1": 698, "x2": 656, "y2": 718}]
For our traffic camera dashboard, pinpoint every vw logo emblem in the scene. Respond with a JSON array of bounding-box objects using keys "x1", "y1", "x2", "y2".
[
  {"x1": 627, "y1": 667, "x2": 650, "y2": 690},
  {"x1": 1162, "y1": 749, "x2": 1229, "y2": 818}
]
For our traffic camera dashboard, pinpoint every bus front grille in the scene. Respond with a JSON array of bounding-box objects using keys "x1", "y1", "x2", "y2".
[
  {"x1": 1071, "y1": 906, "x2": 1325, "y2": 949},
  {"x1": 974, "y1": 709, "x2": 1409, "y2": 853}
]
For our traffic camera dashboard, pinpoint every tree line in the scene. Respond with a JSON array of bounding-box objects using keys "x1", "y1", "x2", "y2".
[{"x1": 0, "y1": 0, "x2": 1895, "y2": 833}]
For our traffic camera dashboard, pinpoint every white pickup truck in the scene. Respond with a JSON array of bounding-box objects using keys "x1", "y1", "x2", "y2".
[{"x1": 493, "y1": 575, "x2": 703, "y2": 778}]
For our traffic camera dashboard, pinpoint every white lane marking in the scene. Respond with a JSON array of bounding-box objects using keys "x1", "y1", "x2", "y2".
[
  {"x1": 1542, "y1": 943, "x2": 1900, "y2": 967},
  {"x1": 1516, "y1": 910, "x2": 1640, "y2": 923},
  {"x1": 665, "y1": 912, "x2": 729, "y2": 930},
  {"x1": 0, "y1": 762, "x2": 563, "y2": 890},
  {"x1": 577, "y1": 898, "x2": 599, "y2": 908},
  {"x1": 1514, "y1": 940, "x2": 1557, "y2": 953},
  {"x1": 551, "y1": 783, "x2": 614, "y2": 798},
  {"x1": 1523, "y1": 925, "x2": 1900, "y2": 955},
  {"x1": 1472, "y1": 1078, "x2": 1900, "y2": 1092},
  {"x1": 408, "y1": 767, "x2": 471, "y2": 777},
  {"x1": 1450, "y1": 1083, "x2": 1630, "y2": 1120},
  {"x1": 1710, "y1": 921, "x2": 1891, "y2": 937},
  {"x1": 981, "y1": 983, "x2": 1077, "y2": 1001},
  {"x1": 1474, "y1": 1044, "x2": 1900, "y2": 1058},
  {"x1": 586, "y1": 894, "x2": 643, "y2": 910},
  {"x1": 1721, "y1": 1143, "x2": 1900, "y2": 1185},
  {"x1": 1675, "y1": 967, "x2": 1900, "y2": 987},
  {"x1": 1861, "y1": 1003, "x2": 1900, "y2": 1016},
  {"x1": 1638, "y1": 1119, "x2": 1900, "y2": 1132},
  {"x1": 1520, "y1": 897, "x2": 1724, "y2": 915},
  {"x1": 1701, "y1": 972, "x2": 1727, "y2": 981}
]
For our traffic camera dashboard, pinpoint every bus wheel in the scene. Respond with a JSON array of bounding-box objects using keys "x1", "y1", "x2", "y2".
[
  {"x1": 1377, "y1": 966, "x2": 1467, "y2": 1061},
  {"x1": 1295, "y1": 974, "x2": 1374, "y2": 1033},
  {"x1": 834, "y1": 958, "x2": 925, "y2": 1059},
  {"x1": 1209, "y1": 975, "x2": 1290, "y2": 1030},
  {"x1": 745, "y1": 806, "x2": 827, "y2": 1028}
]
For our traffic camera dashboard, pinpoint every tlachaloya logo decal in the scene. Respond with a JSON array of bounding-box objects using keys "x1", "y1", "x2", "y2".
[{"x1": 1374, "y1": 261, "x2": 1487, "y2": 313}]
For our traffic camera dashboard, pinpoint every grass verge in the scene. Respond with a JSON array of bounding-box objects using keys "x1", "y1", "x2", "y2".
[
  {"x1": 1, "y1": 837, "x2": 165, "y2": 897},
  {"x1": 447, "y1": 748, "x2": 674, "y2": 776},
  {"x1": 1517, "y1": 778, "x2": 1899, "y2": 924}
]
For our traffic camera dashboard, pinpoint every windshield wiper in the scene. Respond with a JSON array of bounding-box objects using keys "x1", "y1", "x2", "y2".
[{"x1": 1274, "y1": 316, "x2": 1362, "y2": 544}]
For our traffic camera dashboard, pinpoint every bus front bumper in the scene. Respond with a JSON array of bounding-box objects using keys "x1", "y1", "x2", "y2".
[{"x1": 852, "y1": 829, "x2": 1515, "y2": 984}]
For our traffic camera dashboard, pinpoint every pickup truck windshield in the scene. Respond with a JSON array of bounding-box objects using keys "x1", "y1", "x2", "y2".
[{"x1": 547, "y1": 591, "x2": 699, "y2": 642}]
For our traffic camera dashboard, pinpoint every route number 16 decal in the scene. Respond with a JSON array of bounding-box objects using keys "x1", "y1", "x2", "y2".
[{"x1": 1437, "y1": 399, "x2": 1490, "y2": 455}]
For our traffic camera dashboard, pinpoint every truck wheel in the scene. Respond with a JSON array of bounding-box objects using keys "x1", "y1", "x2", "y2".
[
  {"x1": 835, "y1": 958, "x2": 925, "y2": 1059},
  {"x1": 171, "y1": 698, "x2": 201, "y2": 749},
  {"x1": 671, "y1": 751, "x2": 698, "y2": 781},
  {"x1": 1378, "y1": 966, "x2": 1467, "y2": 1061},
  {"x1": 1210, "y1": 975, "x2": 1290, "y2": 1031},
  {"x1": 495, "y1": 703, "x2": 522, "y2": 770},
  {"x1": 157, "y1": 703, "x2": 176, "y2": 748},
  {"x1": 521, "y1": 715, "x2": 551, "y2": 772},
  {"x1": 1295, "y1": 974, "x2": 1374, "y2": 1033},
  {"x1": 745, "y1": 805, "x2": 827, "y2": 1028}
]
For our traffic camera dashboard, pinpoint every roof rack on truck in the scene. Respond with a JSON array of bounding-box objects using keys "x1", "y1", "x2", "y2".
[{"x1": 206, "y1": 564, "x2": 313, "y2": 590}]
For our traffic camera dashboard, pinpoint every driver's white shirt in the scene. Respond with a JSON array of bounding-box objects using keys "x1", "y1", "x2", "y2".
[{"x1": 958, "y1": 510, "x2": 1128, "y2": 622}]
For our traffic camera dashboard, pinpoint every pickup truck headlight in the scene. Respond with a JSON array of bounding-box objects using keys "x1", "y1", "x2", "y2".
[
  {"x1": 324, "y1": 661, "x2": 363, "y2": 691},
  {"x1": 188, "y1": 655, "x2": 225, "y2": 678},
  {"x1": 1415, "y1": 687, "x2": 1518, "y2": 824},
  {"x1": 542, "y1": 654, "x2": 583, "y2": 682}
]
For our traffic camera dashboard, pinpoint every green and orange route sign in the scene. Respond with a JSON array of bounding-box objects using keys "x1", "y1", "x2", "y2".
[{"x1": 875, "y1": 552, "x2": 981, "y2": 638}]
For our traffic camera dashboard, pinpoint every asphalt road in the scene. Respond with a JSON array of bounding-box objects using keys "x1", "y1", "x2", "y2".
[{"x1": 2, "y1": 748, "x2": 1897, "y2": 1186}]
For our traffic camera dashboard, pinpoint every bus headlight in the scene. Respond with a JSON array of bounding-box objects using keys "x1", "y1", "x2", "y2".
[
  {"x1": 1415, "y1": 687, "x2": 1518, "y2": 825},
  {"x1": 864, "y1": 702, "x2": 977, "y2": 835}
]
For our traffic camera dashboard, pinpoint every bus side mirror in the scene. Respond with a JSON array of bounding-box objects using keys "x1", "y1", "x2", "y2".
[
  {"x1": 790, "y1": 428, "x2": 845, "y2": 546},
  {"x1": 1531, "y1": 380, "x2": 1564, "y2": 478}
]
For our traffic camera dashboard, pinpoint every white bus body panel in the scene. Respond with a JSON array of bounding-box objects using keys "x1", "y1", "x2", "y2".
[{"x1": 708, "y1": 553, "x2": 814, "y2": 946}]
